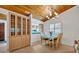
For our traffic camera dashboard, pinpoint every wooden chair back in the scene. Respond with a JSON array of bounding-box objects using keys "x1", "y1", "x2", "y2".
[
  {"x1": 54, "y1": 33, "x2": 63, "y2": 48},
  {"x1": 59, "y1": 33, "x2": 63, "y2": 43}
]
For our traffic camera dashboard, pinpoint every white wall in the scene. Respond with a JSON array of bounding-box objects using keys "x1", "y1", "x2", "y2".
[
  {"x1": 0, "y1": 8, "x2": 9, "y2": 43},
  {"x1": 44, "y1": 6, "x2": 79, "y2": 46},
  {"x1": 31, "y1": 18, "x2": 43, "y2": 43}
]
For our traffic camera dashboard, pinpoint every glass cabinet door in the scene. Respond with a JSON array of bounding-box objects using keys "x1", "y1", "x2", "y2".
[
  {"x1": 23, "y1": 18, "x2": 26, "y2": 35},
  {"x1": 27, "y1": 19, "x2": 30, "y2": 35},
  {"x1": 10, "y1": 14, "x2": 15, "y2": 36},
  {"x1": 17, "y1": 16, "x2": 21, "y2": 35}
]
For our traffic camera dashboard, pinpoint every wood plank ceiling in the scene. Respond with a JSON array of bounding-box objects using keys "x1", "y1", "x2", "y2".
[
  {"x1": 0, "y1": 5, "x2": 75, "y2": 21},
  {"x1": 0, "y1": 13, "x2": 6, "y2": 20}
]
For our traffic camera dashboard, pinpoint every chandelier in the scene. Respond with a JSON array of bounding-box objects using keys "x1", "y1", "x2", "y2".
[{"x1": 46, "y1": 7, "x2": 58, "y2": 20}]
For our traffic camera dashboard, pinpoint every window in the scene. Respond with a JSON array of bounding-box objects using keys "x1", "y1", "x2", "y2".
[
  {"x1": 55, "y1": 23, "x2": 61, "y2": 34},
  {"x1": 50, "y1": 24, "x2": 55, "y2": 35},
  {"x1": 50, "y1": 22, "x2": 62, "y2": 35}
]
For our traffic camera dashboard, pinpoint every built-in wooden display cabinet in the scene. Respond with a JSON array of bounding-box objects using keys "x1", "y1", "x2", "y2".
[
  {"x1": 9, "y1": 13, "x2": 30, "y2": 51},
  {"x1": 0, "y1": 8, "x2": 31, "y2": 51}
]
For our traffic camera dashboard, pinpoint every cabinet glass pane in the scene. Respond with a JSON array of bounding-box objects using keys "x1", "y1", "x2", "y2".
[
  {"x1": 11, "y1": 14, "x2": 15, "y2": 36},
  {"x1": 23, "y1": 18, "x2": 26, "y2": 35},
  {"x1": 27, "y1": 19, "x2": 30, "y2": 35},
  {"x1": 17, "y1": 16, "x2": 21, "y2": 35}
]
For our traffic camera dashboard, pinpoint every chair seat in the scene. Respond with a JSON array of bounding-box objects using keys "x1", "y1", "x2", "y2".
[
  {"x1": 43, "y1": 38, "x2": 48, "y2": 40},
  {"x1": 49, "y1": 39, "x2": 52, "y2": 41},
  {"x1": 54, "y1": 37, "x2": 57, "y2": 40}
]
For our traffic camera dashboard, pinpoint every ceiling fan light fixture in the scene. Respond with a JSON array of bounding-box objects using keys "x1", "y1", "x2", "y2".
[
  {"x1": 49, "y1": 12, "x2": 52, "y2": 16},
  {"x1": 46, "y1": 16, "x2": 50, "y2": 19},
  {"x1": 54, "y1": 11, "x2": 58, "y2": 16},
  {"x1": 52, "y1": 17, "x2": 55, "y2": 19}
]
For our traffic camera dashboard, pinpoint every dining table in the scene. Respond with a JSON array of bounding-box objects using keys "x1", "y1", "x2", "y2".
[{"x1": 41, "y1": 33, "x2": 58, "y2": 46}]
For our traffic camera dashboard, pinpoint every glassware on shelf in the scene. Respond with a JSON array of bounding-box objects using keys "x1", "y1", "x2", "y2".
[
  {"x1": 23, "y1": 18, "x2": 26, "y2": 35},
  {"x1": 17, "y1": 16, "x2": 21, "y2": 35},
  {"x1": 11, "y1": 14, "x2": 15, "y2": 36}
]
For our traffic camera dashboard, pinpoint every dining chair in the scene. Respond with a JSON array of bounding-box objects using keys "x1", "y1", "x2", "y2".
[
  {"x1": 54, "y1": 33, "x2": 63, "y2": 48},
  {"x1": 48, "y1": 39, "x2": 54, "y2": 47},
  {"x1": 41, "y1": 35, "x2": 49, "y2": 45}
]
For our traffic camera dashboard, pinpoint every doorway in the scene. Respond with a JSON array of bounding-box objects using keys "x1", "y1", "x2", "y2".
[
  {"x1": 0, "y1": 23, "x2": 5, "y2": 41},
  {"x1": 0, "y1": 20, "x2": 7, "y2": 44}
]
